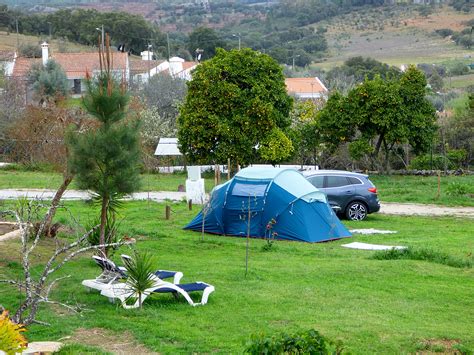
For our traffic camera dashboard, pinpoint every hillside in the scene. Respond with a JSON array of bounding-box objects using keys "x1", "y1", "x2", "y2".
[
  {"x1": 316, "y1": 5, "x2": 473, "y2": 68},
  {"x1": 0, "y1": 31, "x2": 94, "y2": 53}
]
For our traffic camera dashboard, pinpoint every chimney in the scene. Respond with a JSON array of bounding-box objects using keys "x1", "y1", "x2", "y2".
[
  {"x1": 41, "y1": 42, "x2": 49, "y2": 66},
  {"x1": 140, "y1": 50, "x2": 154, "y2": 61},
  {"x1": 169, "y1": 56, "x2": 184, "y2": 76}
]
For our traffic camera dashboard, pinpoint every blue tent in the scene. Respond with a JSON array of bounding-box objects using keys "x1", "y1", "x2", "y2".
[{"x1": 184, "y1": 167, "x2": 351, "y2": 243}]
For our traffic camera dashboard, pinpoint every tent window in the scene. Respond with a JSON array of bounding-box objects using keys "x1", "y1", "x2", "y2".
[{"x1": 232, "y1": 183, "x2": 267, "y2": 197}]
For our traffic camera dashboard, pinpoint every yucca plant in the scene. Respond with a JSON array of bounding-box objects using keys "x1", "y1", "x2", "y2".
[
  {"x1": 122, "y1": 251, "x2": 157, "y2": 308},
  {"x1": 0, "y1": 310, "x2": 28, "y2": 354}
]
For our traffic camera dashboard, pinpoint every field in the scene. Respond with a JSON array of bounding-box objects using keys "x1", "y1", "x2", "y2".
[
  {"x1": 0, "y1": 200, "x2": 473, "y2": 353},
  {"x1": 317, "y1": 6, "x2": 473, "y2": 69},
  {"x1": 0, "y1": 31, "x2": 92, "y2": 53}
]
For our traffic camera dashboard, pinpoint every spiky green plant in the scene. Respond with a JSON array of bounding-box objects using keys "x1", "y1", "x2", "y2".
[{"x1": 122, "y1": 251, "x2": 157, "y2": 308}]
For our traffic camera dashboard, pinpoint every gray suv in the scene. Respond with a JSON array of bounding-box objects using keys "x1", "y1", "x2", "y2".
[{"x1": 303, "y1": 170, "x2": 380, "y2": 221}]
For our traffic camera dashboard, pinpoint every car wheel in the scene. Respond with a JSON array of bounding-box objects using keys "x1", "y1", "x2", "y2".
[{"x1": 345, "y1": 201, "x2": 368, "y2": 221}]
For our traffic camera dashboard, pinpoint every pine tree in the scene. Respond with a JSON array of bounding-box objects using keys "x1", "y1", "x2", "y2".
[{"x1": 67, "y1": 35, "x2": 141, "y2": 255}]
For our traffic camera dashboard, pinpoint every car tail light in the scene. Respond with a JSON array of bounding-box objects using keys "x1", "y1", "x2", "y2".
[{"x1": 368, "y1": 187, "x2": 377, "y2": 193}]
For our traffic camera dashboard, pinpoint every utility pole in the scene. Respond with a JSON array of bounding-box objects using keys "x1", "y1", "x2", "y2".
[
  {"x1": 233, "y1": 33, "x2": 241, "y2": 50},
  {"x1": 166, "y1": 33, "x2": 171, "y2": 60},
  {"x1": 15, "y1": 17, "x2": 19, "y2": 50},
  {"x1": 292, "y1": 54, "x2": 300, "y2": 71}
]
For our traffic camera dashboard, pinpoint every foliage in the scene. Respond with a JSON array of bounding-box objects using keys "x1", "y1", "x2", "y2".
[
  {"x1": 13, "y1": 8, "x2": 165, "y2": 55},
  {"x1": 445, "y1": 182, "x2": 470, "y2": 197},
  {"x1": 288, "y1": 100, "x2": 324, "y2": 165},
  {"x1": 445, "y1": 94, "x2": 474, "y2": 166},
  {"x1": 409, "y1": 149, "x2": 468, "y2": 170},
  {"x1": 68, "y1": 42, "x2": 141, "y2": 255},
  {"x1": 187, "y1": 27, "x2": 227, "y2": 60},
  {"x1": 319, "y1": 66, "x2": 437, "y2": 170},
  {"x1": 178, "y1": 48, "x2": 293, "y2": 165},
  {"x1": 122, "y1": 251, "x2": 157, "y2": 308},
  {"x1": 245, "y1": 329, "x2": 342, "y2": 354},
  {"x1": 0, "y1": 78, "x2": 25, "y2": 144},
  {"x1": 0, "y1": 310, "x2": 28, "y2": 355},
  {"x1": 86, "y1": 214, "x2": 120, "y2": 256},
  {"x1": 27, "y1": 60, "x2": 69, "y2": 105},
  {"x1": 371, "y1": 247, "x2": 473, "y2": 269},
  {"x1": 7, "y1": 107, "x2": 87, "y2": 169},
  {"x1": 325, "y1": 56, "x2": 401, "y2": 92},
  {"x1": 18, "y1": 43, "x2": 42, "y2": 58}
]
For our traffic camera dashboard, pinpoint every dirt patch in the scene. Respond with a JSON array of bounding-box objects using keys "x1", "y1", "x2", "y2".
[
  {"x1": 0, "y1": 222, "x2": 17, "y2": 235},
  {"x1": 67, "y1": 328, "x2": 157, "y2": 354}
]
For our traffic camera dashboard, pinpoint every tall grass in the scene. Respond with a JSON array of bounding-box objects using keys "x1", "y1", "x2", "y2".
[{"x1": 371, "y1": 247, "x2": 473, "y2": 268}]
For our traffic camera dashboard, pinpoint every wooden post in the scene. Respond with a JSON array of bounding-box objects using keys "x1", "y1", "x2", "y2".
[
  {"x1": 217, "y1": 164, "x2": 221, "y2": 184},
  {"x1": 227, "y1": 158, "x2": 231, "y2": 180},
  {"x1": 437, "y1": 171, "x2": 441, "y2": 199},
  {"x1": 188, "y1": 199, "x2": 192, "y2": 211},
  {"x1": 165, "y1": 205, "x2": 171, "y2": 220},
  {"x1": 214, "y1": 164, "x2": 217, "y2": 186}
]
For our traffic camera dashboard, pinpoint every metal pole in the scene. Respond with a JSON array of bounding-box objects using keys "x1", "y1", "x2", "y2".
[
  {"x1": 166, "y1": 32, "x2": 171, "y2": 60},
  {"x1": 238, "y1": 35, "x2": 241, "y2": 50}
]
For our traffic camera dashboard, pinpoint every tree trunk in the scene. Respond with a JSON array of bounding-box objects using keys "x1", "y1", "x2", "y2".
[
  {"x1": 99, "y1": 195, "x2": 108, "y2": 257},
  {"x1": 43, "y1": 174, "x2": 74, "y2": 237}
]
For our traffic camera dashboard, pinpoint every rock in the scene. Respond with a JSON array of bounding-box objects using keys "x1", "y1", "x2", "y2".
[{"x1": 22, "y1": 341, "x2": 62, "y2": 354}]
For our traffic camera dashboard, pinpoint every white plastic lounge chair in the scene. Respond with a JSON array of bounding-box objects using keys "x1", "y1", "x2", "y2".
[
  {"x1": 100, "y1": 279, "x2": 215, "y2": 308},
  {"x1": 82, "y1": 255, "x2": 183, "y2": 292}
]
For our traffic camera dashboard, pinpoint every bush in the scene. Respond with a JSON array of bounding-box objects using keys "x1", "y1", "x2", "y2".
[
  {"x1": 245, "y1": 329, "x2": 342, "y2": 354},
  {"x1": 0, "y1": 310, "x2": 28, "y2": 354},
  {"x1": 409, "y1": 149, "x2": 468, "y2": 170},
  {"x1": 446, "y1": 182, "x2": 470, "y2": 196},
  {"x1": 434, "y1": 28, "x2": 454, "y2": 37}
]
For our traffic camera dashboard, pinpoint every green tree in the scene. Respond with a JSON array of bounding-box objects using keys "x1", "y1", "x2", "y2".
[
  {"x1": 178, "y1": 48, "x2": 293, "y2": 166},
  {"x1": 288, "y1": 100, "x2": 323, "y2": 165},
  {"x1": 28, "y1": 60, "x2": 69, "y2": 105},
  {"x1": 319, "y1": 66, "x2": 437, "y2": 171},
  {"x1": 186, "y1": 27, "x2": 227, "y2": 60},
  {"x1": 428, "y1": 71, "x2": 444, "y2": 92},
  {"x1": 67, "y1": 43, "x2": 141, "y2": 255}
]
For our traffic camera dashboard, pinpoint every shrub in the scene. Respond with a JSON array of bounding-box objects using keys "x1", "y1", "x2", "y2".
[
  {"x1": 446, "y1": 182, "x2": 470, "y2": 196},
  {"x1": 434, "y1": 28, "x2": 454, "y2": 37},
  {"x1": 245, "y1": 329, "x2": 343, "y2": 354},
  {"x1": 0, "y1": 310, "x2": 28, "y2": 354},
  {"x1": 371, "y1": 247, "x2": 473, "y2": 268},
  {"x1": 409, "y1": 149, "x2": 468, "y2": 170}
]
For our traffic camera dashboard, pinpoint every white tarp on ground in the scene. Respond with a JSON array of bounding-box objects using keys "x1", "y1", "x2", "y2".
[{"x1": 342, "y1": 242, "x2": 407, "y2": 250}]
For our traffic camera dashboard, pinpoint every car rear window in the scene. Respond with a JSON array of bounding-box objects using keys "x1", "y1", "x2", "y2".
[
  {"x1": 348, "y1": 177, "x2": 363, "y2": 185},
  {"x1": 326, "y1": 176, "x2": 350, "y2": 188},
  {"x1": 308, "y1": 175, "x2": 324, "y2": 188}
]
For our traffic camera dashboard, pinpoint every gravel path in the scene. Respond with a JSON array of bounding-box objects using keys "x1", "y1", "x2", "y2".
[
  {"x1": 380, "y1": 202, "x2": 474, "y2": 218},
  {"x1": 0, "y1": 189, "x2": 473, "y2": 218}
]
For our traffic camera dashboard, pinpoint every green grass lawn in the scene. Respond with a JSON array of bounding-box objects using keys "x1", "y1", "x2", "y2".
[
  {"x1": 1, "y1": 169, "x2": 473, "y2": 206},
  {"x1": 0, "y1": 201, "x2": 473, "y2": 353}
]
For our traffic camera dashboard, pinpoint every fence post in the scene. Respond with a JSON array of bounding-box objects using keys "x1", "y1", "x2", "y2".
[{"x1": 165, "y1": 205, "x2": 171, "y2": 220}]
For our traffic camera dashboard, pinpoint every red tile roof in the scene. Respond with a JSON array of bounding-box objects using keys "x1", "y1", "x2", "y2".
[
  {"x1": 11, "y1": 57, "x2": 41, "y2": 78},
  {"x1": 11, "y1": 52, "x2": 128, "y2": 79},
  {"x1": 53, "y1": 52, "x2": 128, "y2": 79},
  {"x1": 285, "y1": 77, "x2": 328, "y2": 95},
  {"x1": 129, "y1": 59, "x2": 164, "y2": 74}
]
